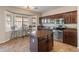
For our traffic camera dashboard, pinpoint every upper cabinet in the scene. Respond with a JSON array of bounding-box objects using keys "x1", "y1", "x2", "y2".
[
  {"x1": 63, "y1": 11, "x2": 77, "y2": 24},
  {"x1": 39, "y1": 11, "x2": 77, "y2": 25},
  {"x1": 70, "y1": 11, "x2": 77, "y2": 24},
  {"x1": 63, "y1": 13, "x2": 71, "y2": 24}
]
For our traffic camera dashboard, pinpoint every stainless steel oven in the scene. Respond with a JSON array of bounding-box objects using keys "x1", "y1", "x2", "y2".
[
  {"x1": 53, "y1": 18, "x2": 64, "y2": 42},
  {"x1": 53, "y1": 29, "x2": 63, "y2": 42}
]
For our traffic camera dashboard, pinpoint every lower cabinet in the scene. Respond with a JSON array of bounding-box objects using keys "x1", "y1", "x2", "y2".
[
  {"x1": 63, "y1": 29, "x2": 77, "y2": 47},
  {"x1": 30, "y1": 30, "x2": 53, "y2": 52},
  {"x1": 38, "y1": 34, "x2": 53, "y2": 52},
  {"x1": 38, "y1": 37, "x2": 48, "y2": 52}
]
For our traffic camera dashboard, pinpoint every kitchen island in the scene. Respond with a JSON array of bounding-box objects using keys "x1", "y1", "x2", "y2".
[{"x1": 30, "y1": 29, "x2": 53, "y2": 52}]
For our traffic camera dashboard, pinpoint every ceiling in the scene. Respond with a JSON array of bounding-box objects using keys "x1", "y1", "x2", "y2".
[{"x1": 18, "y1": 6, "x2": 62, "y2": 13}]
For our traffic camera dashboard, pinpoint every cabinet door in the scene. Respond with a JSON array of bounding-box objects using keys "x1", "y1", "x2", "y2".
[
  {"x1": 39, "y1": 17, "x2": 42, "y2": 24},
  {"x1": 63, "y1": 13, "x2": 71, "y2": 24},
  {"x1": 69, "y1": 30, "x2": 77, "y2": 46},
  {"x1": 70, "y1": 11, "x2": 77, "y2": 24},
  {"x1": 63, "y1": 11, "x2": 77, "y2": 24},
  {"x1": 38, "y1": 38, "x2": 48, "y2": 52},
  {"x1": 63, "y1": 30, "x2": 69, "y2": 44},
  {"x1": 48, "y1": 33, "x2": 53, "y2": 50},
  {"x1": 63, "y1": 29, "x2": 77, "y2": 47}
]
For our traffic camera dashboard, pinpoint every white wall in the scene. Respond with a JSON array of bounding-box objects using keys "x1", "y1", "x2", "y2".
[
  {"x1": 0, "y1": 6, "x2": 40, "y2": 44},
  {"x1": 0, "y1": 7, "x2": 11, "y2": 43},
  {"x1": 42, "y1": 6, "x2": 77, "y2": 16}
]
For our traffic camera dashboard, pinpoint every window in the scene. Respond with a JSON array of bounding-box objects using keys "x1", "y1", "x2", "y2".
[
  {"x1": 22, "y1": 17, "x2": 29, "y2": 30},
  {"x1": 5, "y1": 12, "x2": 37, "y2": 32},
  {"x1": 5, "y1": 14, "x2": 13, "y2": 31},
  {"x1": 15, "y1": 16, "x2": 22, "y2": 30},
  {"x1": 23, "y1": 17, "x2": 29, "y2": 25}
]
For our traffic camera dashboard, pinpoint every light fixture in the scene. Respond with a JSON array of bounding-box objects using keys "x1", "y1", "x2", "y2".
[
  {"x1": 25, "y1": 6, "x2": 34, "y2": 11},
  {"x1": 23, "y1": 6, "x2": 38, "y2": 11}
]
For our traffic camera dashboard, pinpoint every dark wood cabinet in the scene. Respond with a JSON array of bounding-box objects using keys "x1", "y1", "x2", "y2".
[
  {"x1": 30, "y1": 30, "x2": 53, "y2": 52},
  {"x1": 63, "y1": 29, "x2": 77, "y2": 47},
  {"x1": 63, "y1": 13, "x2": 71, "y2": 24},
  {"x1": 63, "y1": 11, "x2": 77, "y2": 24},
  {"x1": 70, "y1": 11, "x2": 77, "y2": 23},
  {"x1": 39, "y1": 11, "x2": 77, "y2": 24},
  {"x1": 39, "y1": 17, "x2": 42, "y2": 25},
  {"x1": 38, "y1": 38, "x2": 48, "y2": 52},
  {"x1": 38, "y1": 30, "x2": 53, "y2": 52}
]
